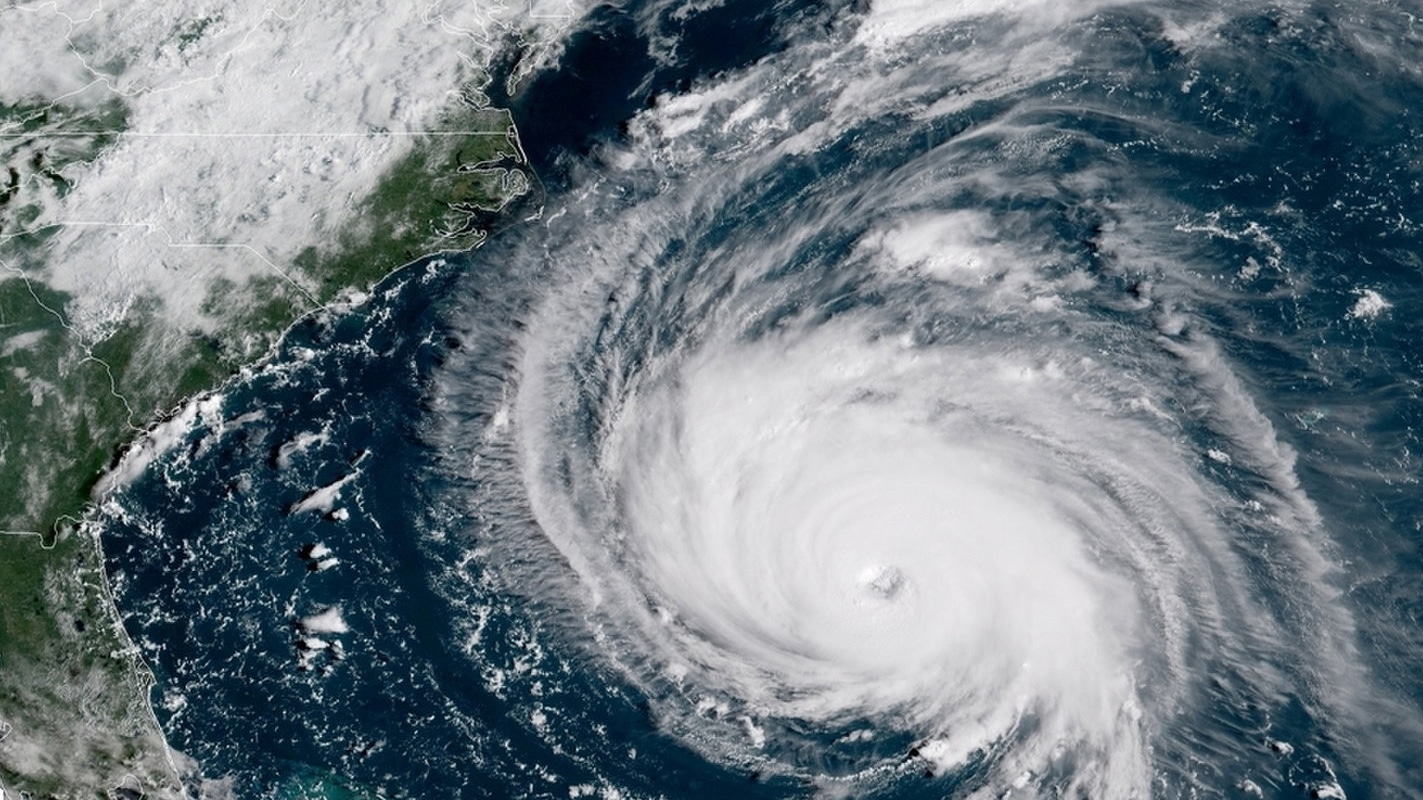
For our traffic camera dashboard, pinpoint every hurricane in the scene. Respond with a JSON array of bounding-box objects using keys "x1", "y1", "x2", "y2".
[{"x1": 98, "y1": 0, "x2": 1423, "y2": 797}]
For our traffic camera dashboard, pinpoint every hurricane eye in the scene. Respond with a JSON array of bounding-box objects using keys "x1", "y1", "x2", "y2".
[
  {"x1": 87, "y1": 0, "x2": 1403, "y2": 797},
  {"x1": 859, "y1": 565, "x2": 906, "y2": 600}
]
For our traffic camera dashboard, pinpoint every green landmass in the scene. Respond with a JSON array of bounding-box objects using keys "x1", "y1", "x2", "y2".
[
  {"x1": 0, "y1": 81, "x2": 530, "y2": 797},
  {"x1": 294, "y1": 98, "x2": 527, "y2": 296},
  {"x1": 0, "y1": 532, "x2": 183, "y2": 799}
]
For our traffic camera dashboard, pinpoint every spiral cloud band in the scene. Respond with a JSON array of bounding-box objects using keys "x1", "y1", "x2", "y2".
[
  {"x1": 480, "y1": 0, "x2": 1378, "y2": 795},
  {"x1": 515, "y1": 257, "x2": 1270, "y2": 795},
  {"x1": 84, "y1": 0, "x2": 1423, "y2": 795},
  {"x1": 604, "y1": 329, "x2": 1152, "y2": 782}
]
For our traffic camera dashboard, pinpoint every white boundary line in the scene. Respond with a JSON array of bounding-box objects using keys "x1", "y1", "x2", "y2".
[{"x1": 0, "y1": 131, "x2": 513, "y2": 138}]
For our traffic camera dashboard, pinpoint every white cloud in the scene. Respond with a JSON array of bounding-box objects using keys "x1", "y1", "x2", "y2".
[
  {"x1": 299, "y1": 606, "x2": 350, "y2": 635},
  {"x1": 1347, "y1": 288, "x2": 1391, "y2": 321},
  {"x1": 2, "y1": 0, "x2": 582, "y2": 338}
]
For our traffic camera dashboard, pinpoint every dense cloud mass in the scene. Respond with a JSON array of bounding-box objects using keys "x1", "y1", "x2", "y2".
[{"x1": 98, "y1": 0, "x2": 1423, "y2": 797}]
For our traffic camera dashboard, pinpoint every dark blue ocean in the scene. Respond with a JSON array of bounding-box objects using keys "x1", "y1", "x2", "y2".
[{"x1": 100, "y1": 1, "x2": 1423, "y2": 797}]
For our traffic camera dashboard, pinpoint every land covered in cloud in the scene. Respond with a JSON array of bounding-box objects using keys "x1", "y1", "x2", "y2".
[{"x1": 0, "y1": 1, "x2": 574, "y2": 795}]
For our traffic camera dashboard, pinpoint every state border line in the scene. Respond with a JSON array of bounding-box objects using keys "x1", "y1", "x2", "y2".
[{"x1": 0, "y1": 130, "x2": 513, "y2": 138}]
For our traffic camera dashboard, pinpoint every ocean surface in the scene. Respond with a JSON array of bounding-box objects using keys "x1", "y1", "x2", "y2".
[{"x1": 99, "y1": 1, "x2": 1423, "y2": 797}]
